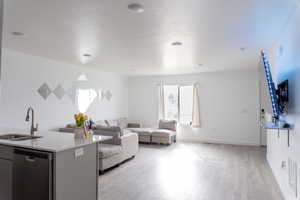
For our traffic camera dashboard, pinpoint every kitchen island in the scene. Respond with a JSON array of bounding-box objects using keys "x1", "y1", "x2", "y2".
[{"x1": 0, "y1": 130, "x2": 111, "y2": 200}]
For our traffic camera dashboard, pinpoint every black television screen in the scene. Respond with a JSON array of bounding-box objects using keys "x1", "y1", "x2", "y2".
[{"x1": 277, "y1": 80, "x2": 289, "y2": 112}]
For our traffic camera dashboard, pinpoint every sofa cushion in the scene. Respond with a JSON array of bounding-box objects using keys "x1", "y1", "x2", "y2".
[
  {"x1": 95, "y1": 120, "x2": 108, "y2": 127},
  {"x1": 106, "y1": 119, "x2": 118, "y2": 127},
  {"x1": 117, "y1": 118, "x2": 128, "y2": 129},
  {"x1": 126, "y1": 128, "x2": 154, "y2": 136},
  {"x1": 98, "y1": 144, "x2": 122, "y2": 159},
  {"x1": 158, "y1": 120, "x2": 177, "y2": 131},
  {"x1": 152, "y1": 129, "x2": 176, "y2": 137},
  {"x1": 95, "y1": 125, "x2": 121, "y2": 132}
]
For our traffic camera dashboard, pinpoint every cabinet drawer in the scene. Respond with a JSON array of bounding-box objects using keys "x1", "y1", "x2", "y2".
[
  {"x1": 0, "y1": 159, "x2": 13, "y2": 200},
  {"x1": 0, "y1": 145, "x2": 13, "y2": 159}
]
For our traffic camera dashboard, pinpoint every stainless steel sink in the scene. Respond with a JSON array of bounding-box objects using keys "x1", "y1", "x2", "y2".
[{"x1": 0, "y1": 134, "x2": 42, "y2": 141}]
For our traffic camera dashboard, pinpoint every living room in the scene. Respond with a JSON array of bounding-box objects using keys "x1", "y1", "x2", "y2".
[{"x1": 1, "y1": 0, "x2": 300, "y2": 200}]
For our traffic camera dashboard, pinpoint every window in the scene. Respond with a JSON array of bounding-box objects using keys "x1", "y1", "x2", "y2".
[
  {"x1": 179, "y1": 86, "x2": 193, "y2": 124},
  {"x1": 163, "y1": 85, "x2": 193, "y2": 124},
  {"x1": 164, "y1": 85, "x2": 179, "y2": 120}
]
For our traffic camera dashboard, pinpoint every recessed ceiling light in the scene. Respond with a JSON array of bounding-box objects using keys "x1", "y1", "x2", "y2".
[
  {"x1": 12, "y1": 32, "x2": 24, "y2": 36},
  {"x1": 172, "y1": 41, "x2": 183, "y2": 46},
  {"x1": 83, "y1": 54, "x2": 92, "y2": 57},
  {"x1": 128, "y1": 3, "x2": 144, "y2": 13}
]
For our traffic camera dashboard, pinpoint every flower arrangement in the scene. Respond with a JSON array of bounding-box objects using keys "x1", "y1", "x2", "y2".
[{"x1": 74, "y1": 113, "x2": 88, "y2": 127}]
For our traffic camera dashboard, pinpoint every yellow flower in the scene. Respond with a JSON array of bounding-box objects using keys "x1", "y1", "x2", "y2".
[{"x1": 74, "y1": 113, "x2": 89, "y2": 123}]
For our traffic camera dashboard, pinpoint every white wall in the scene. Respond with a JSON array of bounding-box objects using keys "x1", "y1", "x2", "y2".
[
  {"x1": 265, "y1": 2, "x2": 300, "y2": 199},
  {"x1": 128, "y1": 69, "x2": 260, "y2": 145},
  {"x1": 0, "y1": 49, "x2": 128, "y2": 131}
]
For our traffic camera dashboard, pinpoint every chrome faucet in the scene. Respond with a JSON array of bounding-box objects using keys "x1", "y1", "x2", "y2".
[{"x1": 25, "y1": 107, "x2": 38, "y2": 135}]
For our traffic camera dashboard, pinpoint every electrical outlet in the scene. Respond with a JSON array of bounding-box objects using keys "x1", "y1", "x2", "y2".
[
  {"x1": 75, "y1": 148, "x2": 84, "y2": 158},
  {"x1": 282, "y1": 161, "x2": 286, "y2": 169}
]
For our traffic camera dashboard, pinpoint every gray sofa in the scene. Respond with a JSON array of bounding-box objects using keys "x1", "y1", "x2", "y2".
[
  {"x1": 95, "y1": 119, "x2": 177, "y2": 145},
  {"x1": 59, "y1": 120, "x2": 139, "y2": 172},
  {"x1": 97, "y1": 131, "x2": 138, "y2": 172}
]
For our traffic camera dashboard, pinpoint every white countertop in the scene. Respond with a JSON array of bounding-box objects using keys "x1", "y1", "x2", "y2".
[{"x1": 0, "y1": 129, "x2": 112, "y2": 152}]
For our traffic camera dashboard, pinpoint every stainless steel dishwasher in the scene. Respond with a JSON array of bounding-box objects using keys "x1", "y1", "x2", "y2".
[{"x1": 13, "y1": 148, "x2": 53, "y2": 200}]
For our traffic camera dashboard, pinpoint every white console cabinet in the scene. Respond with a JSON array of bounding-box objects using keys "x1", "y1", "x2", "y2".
[{"x1": 267, "y1": 129, "x2": 298, "y2": 200}]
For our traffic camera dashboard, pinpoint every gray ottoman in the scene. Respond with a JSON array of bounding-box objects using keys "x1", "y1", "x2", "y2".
[
  {"x1": 127, "y1": 128, "x2": 154, "y2": 143},
  {"x1": 151, "y1": 129, "x2": 176, "y2": 145}
]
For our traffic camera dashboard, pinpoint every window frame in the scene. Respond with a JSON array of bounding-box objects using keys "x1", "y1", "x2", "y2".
[{"x1": 162, "y1": 84, "x2": 193, "y2": 124}]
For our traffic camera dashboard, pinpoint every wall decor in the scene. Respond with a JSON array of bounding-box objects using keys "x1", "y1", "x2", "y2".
[
  {"x1": 98, "y1": 90, "x2": 104, "y2": 101},
  {"x1": 105, "y1": 90, "x2": 112, "y2": 101},
  {"x1": 36, "y1": 75, "x2": 113, "y2": 113},
  {"x1": 37, "y1": 83, "x2": 52, "y2": 100},
  {"x1": 53, "y1": 84, "x2": 65, "y2": 100}
]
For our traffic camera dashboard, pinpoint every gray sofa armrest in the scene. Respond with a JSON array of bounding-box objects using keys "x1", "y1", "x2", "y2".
[
  {"x1": 120, "y1": 132, "x2": 139, "y2": 159},
  {"x1": 93, "y1": 127, "x2": 121, "y2": 145}
]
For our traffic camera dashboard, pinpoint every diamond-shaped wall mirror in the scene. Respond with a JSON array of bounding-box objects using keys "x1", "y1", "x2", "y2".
[
  {"x1": 37, "y1": 83, "x2": 52, "y2": 100},
  {"x1": 106, "y1": 90, "x2": 112, "y2": 101},
  {"x1": 53, "y1": 85, "x2": 65, "y2": 100}
]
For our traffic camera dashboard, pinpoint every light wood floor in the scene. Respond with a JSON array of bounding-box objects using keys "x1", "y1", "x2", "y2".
[{"x1": 99, "y1": 142, "x2": 283, "y2": 200}]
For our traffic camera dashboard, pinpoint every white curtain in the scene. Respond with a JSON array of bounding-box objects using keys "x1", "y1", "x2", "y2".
[
  {"x1": 192, "y1": 85, "x2": 201, "y2": 128},
  {"x1": 158, "y1": 82, "x2": 165, "y2": 120}
]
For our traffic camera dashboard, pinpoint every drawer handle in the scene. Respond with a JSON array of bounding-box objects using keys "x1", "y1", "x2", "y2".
[{"x1": 25, "y1": 156, "x2": 36, "y2": 162}]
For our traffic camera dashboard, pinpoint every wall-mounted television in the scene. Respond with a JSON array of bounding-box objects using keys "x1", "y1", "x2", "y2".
[
  {"x1": 277, "y1": 79, "x2": 289, "y2": 112},
  {"x1": 261, "y1": 51, "x2": 289, "y2": 120}
]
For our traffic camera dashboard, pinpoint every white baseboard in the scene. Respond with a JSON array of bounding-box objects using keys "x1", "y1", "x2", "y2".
[{"x1": 178, "y1": 137, "x2": 260, "y2": 146}]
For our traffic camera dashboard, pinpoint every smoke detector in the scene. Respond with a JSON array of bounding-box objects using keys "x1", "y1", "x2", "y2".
[{"x1": 128, "y1": 3, "x2": 144, "y2": 13}]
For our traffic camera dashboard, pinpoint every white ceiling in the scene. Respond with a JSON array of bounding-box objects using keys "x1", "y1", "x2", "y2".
[{"x1": 3, "y1": 0, "x2": 299, "y2": 75}]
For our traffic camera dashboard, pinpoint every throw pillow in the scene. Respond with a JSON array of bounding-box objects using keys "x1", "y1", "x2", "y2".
[{"x1": 159, "y1": 119, "x2": 177, "y2": 131}]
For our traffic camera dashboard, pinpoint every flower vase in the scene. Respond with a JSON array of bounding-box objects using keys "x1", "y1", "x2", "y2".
[{"x1": 74, "y1": 127, "x2": 85, "y2": 139}]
